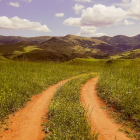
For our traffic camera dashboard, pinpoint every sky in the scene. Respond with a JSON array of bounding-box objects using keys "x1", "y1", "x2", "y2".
[{"x1": 0, "y1": 0, "x2": 140, "y2": 37}]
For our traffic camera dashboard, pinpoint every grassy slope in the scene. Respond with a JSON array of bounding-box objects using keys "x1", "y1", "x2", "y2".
[
  {"x1": 0, "y1": 35, "x2": 110, "y2": 61},
  {"x1": 63, "y1": 34, "x2": 107, "y2": 45},
  {"x1": 44, "y1": 74, "x2": 98, "y2": 140},
  {"x1": 111, "y1": 49, "x2": 140, "y2": 59},
  {"x1": 62, "y1": 35, "x2": 111, "y2": 56},
  {"x1": 94, "y1": 35, "x2": 140, "y2": 50},
  {"x1": 0, "y1": 42, "x2": 43, "y2": 60}
]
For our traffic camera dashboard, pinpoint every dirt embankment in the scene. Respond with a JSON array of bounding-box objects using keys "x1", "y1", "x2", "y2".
[{"x1": 81, "y1": 77, "x2": 132, "y2": 140}]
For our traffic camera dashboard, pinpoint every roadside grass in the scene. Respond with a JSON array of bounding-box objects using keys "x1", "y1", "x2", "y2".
[
  {"x1": 97, "y1": 59, "x2": 140, "y2": 139},
  {"x1": 44, "y1": 74, "x2": 98, "y2": 140},
  {"x1": 0, "y1": 59, "x2": 100, "y2": 122}
]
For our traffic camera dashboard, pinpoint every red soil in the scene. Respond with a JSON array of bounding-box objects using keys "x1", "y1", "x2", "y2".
[
  {"x1": 0, "y1": 79, "x2": 70, "y2": 140},
  {"x1": 81, "y1": 77, "x2": 132, "y2": 140}
]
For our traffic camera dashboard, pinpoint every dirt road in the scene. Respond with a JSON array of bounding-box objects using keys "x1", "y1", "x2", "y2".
[
  {"x1": 0, "y1": 78, "x2": 70, "y2": 140},
  {"x1": 81, "y1": 77, "x2": 132, "y2": 140}
]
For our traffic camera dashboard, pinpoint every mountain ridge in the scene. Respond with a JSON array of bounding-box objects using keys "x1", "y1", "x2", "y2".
[{"x1": 1, "y1": 34, "x2": 140, "y2": 61}]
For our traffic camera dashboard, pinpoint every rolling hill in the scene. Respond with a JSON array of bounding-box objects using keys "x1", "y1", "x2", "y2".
[
  {"x1": 110, "y1": 49, "x2": 140, "y2": 59},
  {"x1": 0, "y1": 35, "x2": 110, "y2": 61},
  {"x1": 93, "y1": 34, "x2": 140, "y2": 52},
  {"x1": 1, "y1": 34, "x2": 140, "y2": 61}
]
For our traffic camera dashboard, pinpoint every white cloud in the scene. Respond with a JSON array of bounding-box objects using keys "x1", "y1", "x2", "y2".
[
  {"x1": 63, "y1": 17, "x2": 81, "y2": 26},
  {"x1": 94, "y1": 33, "x2": 107, "y2": 37},
  {"x1": 0, "y1": 16, "x2": 51, "y2": 32},
  {"x1": 77, "y1": 26, "x2": 107, "y2": 36},
  {"x1": 9, "y1": 2, "x2": 20, "y2": 7},
  {"x1": 55, "y1": 13, "x2": 64, "y2": 17},
  {"x1": 72, "y1": 4, "x2": 84, "y2": 14},
  {"x1": 127, "y1": 0, "x2": 140, "y2": 20},
  {"x1": 77, "y1": 26, "x2": 96, "y2": 35},
  {"x1": 64, "y1": 1, "x2": 140, "y2": 35},
  {"x1": 81, "y1": 5, "x2": 127, "y2": 27},
  {"x1": 113, "y1": 3, "x2": 131, "y2": 9},
  {"x1": 64, "y1": 4, "x2": 127, "y2": 35},
  {"x1": 74, "y1": 0, "x2": 92, "y2": 2},
  {"x1": 22, "y1": 0, "x2": 33, "y2": 3},
  {"x1": 123, "y1": 19, "x2": 135, "y2": 25},
  {"x1": 64, "y1": 4, "x2": 126, "y2": 28},
  {"x1": 122, "y1": 0, "x2": 131, "y2": 3}
]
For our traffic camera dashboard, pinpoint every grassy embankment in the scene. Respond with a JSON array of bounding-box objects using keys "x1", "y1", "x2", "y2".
[{"x1": 44, "y1": 74, "x2": 98, "y2": 140}]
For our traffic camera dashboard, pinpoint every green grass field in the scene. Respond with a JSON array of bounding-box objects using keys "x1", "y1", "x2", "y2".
[
  {"x1": 0, "y1": 58, "x2": 140, "y2": 139},
  {"x1": 0, "y1": 59, "x2": 99, "y2": 121}
]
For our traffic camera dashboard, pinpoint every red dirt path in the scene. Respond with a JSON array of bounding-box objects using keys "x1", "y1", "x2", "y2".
[
  {"x1": 81, "y1": 77, "x2": 132, "y2": 140},
  {"x1": 0, "y1": 78, "x2": 70, "y2": 140}
]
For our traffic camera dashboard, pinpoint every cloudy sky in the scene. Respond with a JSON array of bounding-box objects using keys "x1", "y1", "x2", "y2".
[{"x1": 0, "y1": 0, "x2": 140, "y2": 37}]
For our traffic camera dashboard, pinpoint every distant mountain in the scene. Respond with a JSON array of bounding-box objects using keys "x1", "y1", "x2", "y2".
[
  {"x1": 0, "y1": 35, "x2": 109, "y2": 61},
  {"x1": 110, "y1": 49, "x2": 140, "y2": 59},
  {"x1": 1, "y1": 34, "x2": 140, "y2": 61},
  {"x1": 0, "y1": 36, "x2": 52, "y2": 45},
  {"x1": 62, "y1": 34, "x2": 118, "y2": 54},
  {"x1": 93, "y1": 34, "x2": 140, "y2": 52}
]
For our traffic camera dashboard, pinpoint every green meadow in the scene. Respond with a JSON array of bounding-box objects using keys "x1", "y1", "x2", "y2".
[{"x1": 0, "y1": 58, "x2": 140, "y2": 138}]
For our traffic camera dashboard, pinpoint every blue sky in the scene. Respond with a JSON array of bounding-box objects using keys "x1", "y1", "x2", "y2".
[{"x1": 0, "y1": 0, "x2": 140, "y2": 37}]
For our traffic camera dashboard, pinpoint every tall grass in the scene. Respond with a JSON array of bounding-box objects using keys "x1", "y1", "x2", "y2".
[
  {"x1": 0, "y1": 59, "x2": 100, "y2": 121},
  {"x1": 97, "y1": 59, "x2": 140, "y2": 138},
  {"x1": 44, "y1": 74, "x2": 98, "y2": 140}
]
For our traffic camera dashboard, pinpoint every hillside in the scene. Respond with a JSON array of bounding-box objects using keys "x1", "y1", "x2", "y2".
[
  {"x1": 0, "y1": 35, "x2": 110, "y2": 61},
  {"x1": 1, "y1": 34, "x2": 140, "y2": 61},
  {"x1": 111, "y1": 49, "x2": 140, "y2": 59},
  {"x1": 93, "y1": 34, "x2": 140, "y2": 52},
  {"x1": 62, "y1": 35, "x2": 117, "y2": 54},
  {"x1": 0, "y1": 35, "x2": 52, "y2": 45}
]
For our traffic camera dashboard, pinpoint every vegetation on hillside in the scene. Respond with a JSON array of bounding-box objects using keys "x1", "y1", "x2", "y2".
[
  {"x1": 111, "y1": 49, "x2": 140, "y2": 59},
  {"x1": 0, "y1": 38, "x2": 109, "y2": 61},
  {"x1": 94, "y1": 34, "x2": 140, "y2": 52}
]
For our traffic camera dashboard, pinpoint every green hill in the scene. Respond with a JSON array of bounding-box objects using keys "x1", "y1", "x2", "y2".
[
  {"x1": 111, "y1": 49, "x2": 140, "y2": 59},
  {"x1": 0, "y1": 35, "x2": 110, "y2": 61},
  {"x1": 1, "y1": 34, "x2": 140, "y2": 61},
  {"x1": 93, "y1": 34, "x2": 140, "y2": 52}
]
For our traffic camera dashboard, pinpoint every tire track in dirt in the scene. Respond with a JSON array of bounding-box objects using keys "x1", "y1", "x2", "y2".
[
  {"x1": 0, "y1": 78, "x2": 71, "y2": 140},
  {"x1": 81, "y1": 77, "x2": 132, "y2": 140}
]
